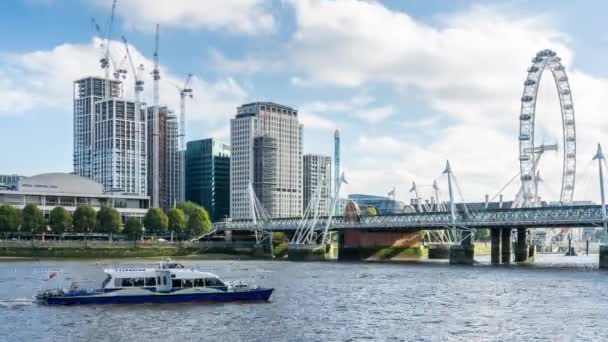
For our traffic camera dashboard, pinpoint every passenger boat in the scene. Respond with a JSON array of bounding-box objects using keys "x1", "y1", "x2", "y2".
[{"x1": 36, "y1": 260, "x2": 273, "y2": 305}]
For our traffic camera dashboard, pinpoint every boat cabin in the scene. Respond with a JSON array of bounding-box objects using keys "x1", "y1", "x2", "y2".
[{"x1": 101, "y1": 266, "x2": 227, "y2": 291}]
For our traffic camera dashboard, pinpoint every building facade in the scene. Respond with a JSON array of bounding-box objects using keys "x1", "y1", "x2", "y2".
[
  {"x1": 185, "y1": 139, "x2": 230, "y2": 221},
  {"x1": 303, "y1": 154, "x2": 332, "y2": 216},
  {"x1": 349, "y1": 194, "x2": 407, "y2": 215},
  {"x1": 230, "y1": 102, "x2": 303, "y2": 219},
  {"x1": 73, "y1": 77, "x2": 147, "y2": 196},
  {"x1": 147, "y1": 106, "x2": 181, "y2": 211},
  {"x1": 0, "y1": 175, "x2": 23, "y2": 188},
  {"x1": 0, "y1": 173, "x2": 149, "y2": 221}
]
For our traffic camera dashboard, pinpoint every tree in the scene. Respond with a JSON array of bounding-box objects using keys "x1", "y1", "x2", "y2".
[
  {"x1": 123, "y1": 217, "x2": 143, "y2": 240},
  {"x1": 143, "y1": 208, "x2": 168, "y2": 234},
  {"x1": 365, "y1": 207, "x2": 378, "y2": 216},
  {"x1": 167, "y1": 208, "x2": 186, "y2": 235},
  {"x1": 0, "y1": 205, "x2": 20, "y2": 235},
  {"x1": 49, "y1": 206, "x2": 72, "y2": 234},
  {"x1": 475, "y1": 228, "x2": 491, "y2": 241},
  {"x1": 73, "y1": 205, "x2": 97, "y2": 233},
  {"x1": 186, "y1": 207, "x2": 211, "y2": 237},
  {"x1": 176, "y1": 201, "x2": 201, "y2": 218},
  {"x1": 96, "y1": 206, "x2": 121, "y2": 234},
  {"x1": 22, "y1": 203, "x2": 44, "y2": 233}
]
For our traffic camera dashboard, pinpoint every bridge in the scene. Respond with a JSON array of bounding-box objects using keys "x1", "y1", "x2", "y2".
[{"x1": 214, "y1": 205, "x2": 605, "y2": 232}]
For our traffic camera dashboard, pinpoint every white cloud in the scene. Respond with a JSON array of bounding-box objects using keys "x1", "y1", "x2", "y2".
[
  {"x1": 0, "y1": 38, "x2": 248, "y2": 135},
  {"x1": 286, "y1": 0, "x2": 608, "y2": 204},
  {"x1": 353, "y1": 106, "x2": 394, "y2": 124},
  {"x1": 94, "y1": 0, "x2": 275, "y2": 35},
  {"x1": 209, "y1": 49, "x2": 284, "y2": 74}
]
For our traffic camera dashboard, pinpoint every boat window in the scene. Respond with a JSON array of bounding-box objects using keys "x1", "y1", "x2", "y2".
[
  {"x1": 145, "y1": 278, "x2": 156, "y2": 287},
  {"x1": 121, "y1": 278, "x2": 133, "y2": 287},
  {"x1": 205, "y1": 278, "x2": 225, "y2": 287},
  {"x1": 156, "y1": 277, "x2": 161, "y2": 286},
  {"x1": 163, "y1": 277, "x2": 167, "y2": 285},
  {"x1": 134, "y1": 278, "x2": 145, "y2": 287},
  {"x1": 182, "y1": 279, "x2": 193, "y2": 287},
  {"x1": 194, "y1": 279, "x2": 205, "y2": 287},
  {"x1": 172, "y1": 279, "x2": 182, "y2": 288},
  {"x1": 101, "y1": 275, "x2": 112, "y2": 289}
]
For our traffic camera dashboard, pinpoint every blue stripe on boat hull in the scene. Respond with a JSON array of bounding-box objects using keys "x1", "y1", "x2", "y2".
[{"x1": 43, "y1": 289, "x2": 273, "y2": 305}]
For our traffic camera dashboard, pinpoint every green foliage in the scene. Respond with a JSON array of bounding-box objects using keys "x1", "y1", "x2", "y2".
[
  {"x1": 475, "y1": 228, "x2": 491, "y2": 241},
  {"x1": 167, "y1": 208, "x2": 186, "y2": 235},
  {"x1": 49, "y1": 206, "x2": 72, "y2": 234},
  {"x1": 177, "y1": 201, "x2": 212, "y2": 237},
  {"x1": 0, "y1": 205, "x2": 20, "y2": 234},
  {"x1": 22, "y1": 203, "x2": 44, "y2": 233},
  {"x1": 123, "y1": 217, "x2": 143, "y2": 240},
  {"x1": 73, "y1": 205, "x2": 97, "y2": 233},
  {"x1": 96, "y1": 206, "x2": 121, "y2": 234},
  {"x1": 143, "y1": 208, "x2": 168, "y2": 234},
  {"x1": 365, "y1": 207, "x2": 378, "y2": 216},
  {"x1": 272, "y1": 231, "x2": 288, "y2": 243}
]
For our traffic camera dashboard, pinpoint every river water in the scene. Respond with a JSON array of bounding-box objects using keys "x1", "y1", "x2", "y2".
[{"x1": 0, "y1": 255, "x2": 607, "y2": 341}]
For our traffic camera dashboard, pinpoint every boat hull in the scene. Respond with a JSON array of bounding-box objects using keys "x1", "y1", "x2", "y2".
[{"x1": 40, "y1": 288, "x2": 273, "y2": 305}]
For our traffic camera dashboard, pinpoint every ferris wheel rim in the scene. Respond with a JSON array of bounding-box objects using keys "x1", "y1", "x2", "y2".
[{"x1": 518, "y1": 49, "x2": 576, "y2": 206}]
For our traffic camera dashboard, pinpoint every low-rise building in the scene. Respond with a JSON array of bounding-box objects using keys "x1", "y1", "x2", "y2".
[{"x1": 0, "y1": 173, "x2": 149, "y2": 221}]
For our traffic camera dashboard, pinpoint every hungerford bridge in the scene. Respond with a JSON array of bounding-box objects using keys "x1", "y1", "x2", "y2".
[{"x1": 213, "y1": 50, "x2": 608, "y2": 268}]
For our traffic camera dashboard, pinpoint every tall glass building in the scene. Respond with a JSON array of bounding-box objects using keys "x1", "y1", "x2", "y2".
[{"x1": 185, "y1": 139, "x2": 230, "y2": 221}]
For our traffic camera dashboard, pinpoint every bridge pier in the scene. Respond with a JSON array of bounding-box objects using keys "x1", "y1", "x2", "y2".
[
  {"x1": 491, "y1": 229, "x2": 501, "y2": 265},
  {"x1": 449, "y1": 243, "x2": 475, "y2": 265},
  {"x1": 428, "y1": 245, "x2": 451, "y2": 259},
  {"x1": 599, "y1": 245, "x2": 608, "y2": 269},
  {"x1": 514, "y1": 228, "x2": 529, "y2": 263},
  {"x1": 501, "y1": 228, "x2": 511, "y2": 264}
]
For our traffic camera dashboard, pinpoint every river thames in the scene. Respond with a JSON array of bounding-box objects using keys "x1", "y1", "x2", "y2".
[{"x1": 0, "y1": 255, "x2": 607, "y2": 341}]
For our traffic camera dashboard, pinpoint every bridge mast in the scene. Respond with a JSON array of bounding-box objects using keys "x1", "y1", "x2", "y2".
[
  {"x1": 443, "y1": 161, "x2": 456, "y2": 226},
  {"x1": 593, "y1": 143, "x2": 607, "y2": 244}
]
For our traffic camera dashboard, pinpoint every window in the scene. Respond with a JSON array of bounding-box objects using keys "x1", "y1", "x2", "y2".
[
  {"x1": 145, "y1": 278, "x2": 156, "y2": 287},
  {"x1": 133, "y1": 278, "x2": 145, "y2": 287},
  {"x1": 172, "y1": 279, "x2": 182, "y2": 288},
  {"x1": 157, "y1": 277, "x2": 161, "y2": 286},
  {"x1": 121, "y1": 278, "x2": 133, "y2": 287},
  {"x1": 194, "y1": 279, "x2": 205, "y2": 287},
  {"x1": 182, "y1": 279, "x2": 193, "y2": 287},
  {"x1": 205, "y1": 278, "x2": 225, "y2": 287}
]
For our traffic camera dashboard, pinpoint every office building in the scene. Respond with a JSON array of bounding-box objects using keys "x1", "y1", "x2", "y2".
[
  {"x1": 230, "y1": 102, "x2": 303, "y2": 219},
  {"x1": 0, "y1": 173, "x2": 149, "y2": 221},
  {"x1": 73, "y1": 77, "x2": 147, "y2": 196},
  {"x1": 185, "y1": 138, "x2": 230, "y2": 221},
  {"x1": 349, "y1": 194, "x2": 407, "y2": 215},
  {"x1": 303, "y1": 154, "x2": 332, "y2": 216},
  {"x1": 0, "y1": 175, "x2": 23, "y2": 188},
  {"x1": 147, "y1": 106, "x2": 181, "y2": 211}
]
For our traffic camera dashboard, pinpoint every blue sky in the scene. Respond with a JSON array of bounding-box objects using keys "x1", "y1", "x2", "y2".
[{"x1": 2, "y1": 0, "x2": 608, "y2": 203}]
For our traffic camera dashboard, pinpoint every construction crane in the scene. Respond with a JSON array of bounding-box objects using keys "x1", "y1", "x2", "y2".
[
  {"x1": 151, "y1": 24, "x2": 161, "y2": 208},
  {"x1": 175, "y1": 74, "x2": 193, "y2": 202},
  {"x1": 122, "y1": 35, "x2": 145, "y2": 195},
  {"x1": 91, "y1": 0, "x2": 120, "y2": 98}
]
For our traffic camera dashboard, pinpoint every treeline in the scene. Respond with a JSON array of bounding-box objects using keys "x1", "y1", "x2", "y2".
[{"x1": 0, "y1": 201, "x2": 211, "y2": 240}]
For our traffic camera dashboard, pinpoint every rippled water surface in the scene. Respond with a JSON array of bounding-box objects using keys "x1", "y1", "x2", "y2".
[{"x1": 1, "y1": 255, "x2": 607, "y2": 341}]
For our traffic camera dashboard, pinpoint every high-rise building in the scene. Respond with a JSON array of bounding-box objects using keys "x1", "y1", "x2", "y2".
[
  {"x1": 303, "y1": 154, "x2": 332, "y2": 216},
  {"x1": 185, "y1": 139, "x2": 230, "y2": 221},
  {"x1": 253, "y1": 136, "x2": 278, "y2": 215},
  {"x1": 147, "y1": 106, "x2": 181, "y2": 211},
  {"x1": 73, "y1": 77, "x2": 147, "y2": 195},
  {"x1": 230, "y1": 102, "x2": 303, "y2": 219}
]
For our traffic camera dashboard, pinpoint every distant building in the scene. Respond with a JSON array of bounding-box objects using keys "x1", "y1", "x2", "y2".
[
  {"x1": 147, "y1": 106, "x2": 181, "y2": 211},
  {"x1": 230, "y1": 102, "x2": 303, "y2": 219},
  {"x1": 185, "y1": 139, "x2": 230, "y2": 221},
  {"x1": 0, "y1": 173, "x2": 148, "y2": 221},
  {"x1": 73, "y1": 77, "x2": 147, "y2": 196},
  {"x1": 253, "y1": 136, "x2": 278, "y2": 216},
  {"x1": 0, "y1": 174, "x2": 23, "y2": 188},
  {"x1": 349, "y1": 194, "x2": 407, "y2": 215},
  {"x1": 303, "y1": 154, "x2": 332, "y2": 216}
]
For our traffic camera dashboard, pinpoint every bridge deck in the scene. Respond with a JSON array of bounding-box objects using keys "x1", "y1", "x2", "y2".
[{"x1": 214, "y1": 205, "x2": 605, "y2": 232}]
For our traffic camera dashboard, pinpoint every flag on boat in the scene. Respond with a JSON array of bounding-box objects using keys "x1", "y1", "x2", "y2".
[
  {"x1": 388, "y1": 187, "x2": 395, "y2": 197},
  {"x1": 49, "y1": 272, "x2": 57, "y2": 279}
]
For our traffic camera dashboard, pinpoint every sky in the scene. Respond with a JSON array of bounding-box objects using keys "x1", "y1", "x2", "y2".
[{"x1": 1, "y1": 0, "x2": 608, "y2": 205}]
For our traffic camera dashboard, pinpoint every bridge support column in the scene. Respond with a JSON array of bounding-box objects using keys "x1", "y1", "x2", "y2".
[
  {"x1": 491, "y1": 229, "x2": 501, "y2": 265},
  {"x1": 501, "y1": 228, "x2": 511, "y2": 264},
  {"x1": 449, "y1": 244, "x2": 475, "y2": 265},
  {"x1": 599, "y1": 245, "x2": 608, "y2": 269},
  {"x1": 514, "y1": 228, "x2": 529, "y2": 263},
  {"x1": 428, "y1": 245, "x2": 451, "y2": 259}
]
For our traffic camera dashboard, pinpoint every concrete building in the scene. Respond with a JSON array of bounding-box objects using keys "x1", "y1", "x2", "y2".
[
  {"x1": 230, "y1": 102, "x2": 303, "y2": 219},
  {"x1": 253, "y1": 136, "x2": 278, "y2": 216},
  {"x1": 303, "y1": 154, "x2": 332, "y2": 216},
  {"x1": 147, "y1": 106, "x2": 181, "y2": 211},
  {"x1": 73, "y1": 77, "x2": 147, "y2": 196},
  {"x1": 185, "y1": 139, "x2": 230, "y2": 221},
  {"x1": 0, "y1": 173, "x2": 149, "y2": 221}
]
